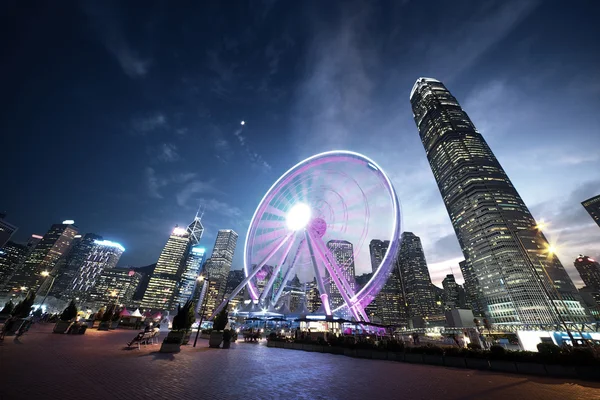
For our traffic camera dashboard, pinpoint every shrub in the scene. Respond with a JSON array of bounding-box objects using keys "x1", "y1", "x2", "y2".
[
  {"x1": 1, "y1": 300, "x2": 14, "y2": 314},
  {"x1": 12, "y1": 291, "x2": 36, "y2": 318},
  {"x1": 212, "y1": 303, "x2": 228, "y2": 331},
  {"x1": 112, "y1": 308, "x2": 121, "y2": 321},
  {"x1": 268, "y1": 332, "x2": 277, "y2": 341},
  {"x1": 467, "y1": 342, "x2": 482, "y2": 350},
  {"x1": 489, "y1": 345, "x2": 506, "y2": 359},
  {"x1": 60, "y1": 300, "x2": 78, "y2": 322},
  {"x1": 536, "y1": 342, "x2": 561, "y2": 356},
  {"x1": 172, "y1": 299, "x2": 195, "y2": 331},
  {"x1": 102, "y1": 304, "x2": 116, "y2": 322}
]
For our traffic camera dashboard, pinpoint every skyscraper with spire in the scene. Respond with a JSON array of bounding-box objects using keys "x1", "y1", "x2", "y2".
[{"x1": 410, "y1": 77, "x2": 589, "y2": 327}]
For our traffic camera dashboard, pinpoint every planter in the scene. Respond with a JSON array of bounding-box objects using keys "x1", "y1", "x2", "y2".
[
  {"x1": 209, "y1": 331, "x2": 223, "y2": 348},
  {"x1": 387, "y1": 352, "x2": 400, "y2": 361},
  {"x1": 372, "y1": 351, "x2": 387, "y2": 360},
  {"x1": 92, "y1": 320, "x2": 100, "y2": 328},
  {"x1": 574, "y1": 366, "x2": 600, "y2": 381},
  {"x1": 160, "y1": 342, "x2": 181, "y2": 353},
  {"x1": 109, "y1": 321, "x2": 120, "y2": 330},
  {"x1": 343, "y1": 348, "x2": 357, "y2": 358},
  {"x1": 181, "y1": 330, "x2": 192, "y2": 345},
  {"x1": 97, "y1": 321, "x2": 110, "y2": 331},
  {"x1": 330, "y1": 347, "x2": 344, "y2": 355},
  {"x1": 489, "y1": 360, "x2": 517, "y2": 374},
  {"x1": 53, "y1": 320, "x2": 71, "y2": 334},
  {"x1": 515, "y1": 362, "x2": 546, "y2": 376},
  {"x1": 423, "y1": 354, "x2": 444, "y2": 366},
  {"x1": 222, "y1": 340, "x2": 231, "y2": 349},
  {"x1": 443, "y1": 356, "x2": 466, "y2": 368},
  {"x1": 544, "y1": 364, "x2": 577, "y2": 378},
  {"x1": 404, "y1": 353, "x2": 424, "y2": 363},
  {"x1": 465, "y1": 358, "x2": 489, "y2": 370},
  {"x1": 356, "y1": 349, "x2": 372, "y2": 359},
  {"x1": 200, "y1": 333, "x2": 211, "y2": 340}
]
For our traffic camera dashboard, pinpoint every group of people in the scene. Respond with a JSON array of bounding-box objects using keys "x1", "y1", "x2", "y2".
[{"x1": 126, "y1": 323, "x2": 160, "y2": 347}]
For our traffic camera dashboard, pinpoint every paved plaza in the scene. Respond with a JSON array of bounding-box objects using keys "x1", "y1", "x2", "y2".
[{"x1": 1, "y1": 324, "x2": 599, "y2": 400}]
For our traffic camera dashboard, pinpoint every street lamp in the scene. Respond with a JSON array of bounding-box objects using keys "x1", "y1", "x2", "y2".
[
  {"x1": 193, "y1": 272, "x2": 211, "y2": 347},
  {"x1": 39, "y1": 271, "x2": 57, "y2": 309}
]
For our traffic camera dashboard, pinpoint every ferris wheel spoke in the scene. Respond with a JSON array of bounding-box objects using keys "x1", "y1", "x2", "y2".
[
  {"x1": 272, "y1": 239, "x2": 305, "y2": 306},
  {"x1": 257, "y1": 219, "x2": 286, "y2": 230},
  {"x1": 263, "y1": 204, "x2": 287, "y2": 218},
  {"x1": 310, "y1": 232, "x2": 357, "y2": 300},
  {"x1": 304, "y1": 230, "x2": 331, "y2": 316},
  {"x1": 259, "y1": 235, "x2": 297, "y2": 303}
]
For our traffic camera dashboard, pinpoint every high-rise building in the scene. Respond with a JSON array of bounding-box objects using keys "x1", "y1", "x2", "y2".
[
  {"x1": 397, "y1": 232, "x2": 437, "y2": 319},
  {"x1": 326, "y1": 240, "x2": 356, "y2": 314},
  {"x1": 0, "y1": 241, "x2": 27, "y2": 287},
  {"x1": 141, "y1": 226, "x2": 191, "y2": 311},
  {"x1": 202, "y1": 229, "x2": 238, "y2": 318},
  {"x1": 174, "y1": 246, "x2": 206, "y2": 308},
  {"x1": 88, "y1": 267, "x2": 141, "y2": 309},
  {"x1": 411, "y1": 77, "x2": 589, "y2": 327},
  {"x1": 0, "y1": 213, "x2": 17, "y2": 248},
  {"x1": 5, "y1": 221, "x2": 78, "y2": 294},
  {"x1": 186, "y1": 212, "x2": 205, "y2": 246},
  {"x1": 68, "y1": 240, "x2": 125, "y2": 301},
  {"x1": 25, "y1": 234, "x2": 43, "y2": 255},
  {"x1": 582, "y1": 195, "x2": 600, "y2": 228},
  {"x1": 50, "y1": 233, "x2": 102, "y2": 298},
  {"x1": 459, "y1": 259, "x2": 484, "y2": 315},
  {"x1": 442, "y1": 274, "x2": 460, "y2": 310},
  {"x1": 368, "y1": 239, "x2": 406, "y2": 326},
  {"x1": 574, "y1": 255, "x2": 600, "y2": 291},
  {"x1": 306, "y1": 278, "x2": 321, "y2": 313}
]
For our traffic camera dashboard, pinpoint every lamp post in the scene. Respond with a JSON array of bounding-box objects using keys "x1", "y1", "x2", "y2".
[
  {"x1": 193, "y1": 273, "x2": 211, "y2": 347},
  {"x1": 39, "y1": 271, "x2": 57, "y2": 309}
]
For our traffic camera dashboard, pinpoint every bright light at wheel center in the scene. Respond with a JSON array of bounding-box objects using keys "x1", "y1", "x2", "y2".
[{"x1": 286, "y1": 203, "x2": 311, "y2": 231}]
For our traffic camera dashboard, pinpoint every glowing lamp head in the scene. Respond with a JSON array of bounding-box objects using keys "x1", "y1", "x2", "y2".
[
  {"x1": 286, "y1": 203, "x2": 311, "y2": 231},
  {"x1": 41, "y1": 271, "x2": 50, "y2": 277},
  {"x1": 547, "y1": 244, "x2": 558, "y2": 255}
]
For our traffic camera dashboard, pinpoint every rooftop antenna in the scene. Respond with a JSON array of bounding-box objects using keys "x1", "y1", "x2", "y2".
[
  {"x1": 195, "y1": 203, "x2": 205, "y2": 220},
  {"x1": 450, "y1": 266, "x2": 454, "y2": 276}
]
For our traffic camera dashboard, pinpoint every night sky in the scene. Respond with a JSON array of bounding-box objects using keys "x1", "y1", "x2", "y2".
[{"x1": 2, "y1": 1, "x2": 599, "y2": 285}]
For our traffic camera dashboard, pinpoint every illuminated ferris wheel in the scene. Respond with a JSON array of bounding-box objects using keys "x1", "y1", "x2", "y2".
[{"x1": 213, "y1": 151, "x2": 401, "y2": 322}]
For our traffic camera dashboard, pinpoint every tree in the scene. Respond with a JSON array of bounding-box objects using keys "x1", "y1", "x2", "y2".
[
  {"x1": 213, "y1": 303, "x2": 229, "y2": 331},
  {"x1": 172, "y1": 299, "x2": 195, "y2": 331},
  {"x1": 102, "y1": 304, "x2": 116, "y2": 322},
  {"x1": 12, "y1": 291, "x2": 36, "y2": 318},
  {"x1": 0, "y1": 300, "x2": 14, "y2": 314},
  {"x1": 60, "y1": 300, "x2": 78, "y2": 322}
]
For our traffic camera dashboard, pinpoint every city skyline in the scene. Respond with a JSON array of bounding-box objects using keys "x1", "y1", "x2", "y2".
[{"x1": 2, "y1": 2, "x2": 600, "y2": 288}]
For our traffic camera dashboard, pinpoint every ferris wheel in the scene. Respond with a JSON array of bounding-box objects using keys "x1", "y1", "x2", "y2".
[{"x1": 212, "y1": 151, "x2": 401, "y2": 322}]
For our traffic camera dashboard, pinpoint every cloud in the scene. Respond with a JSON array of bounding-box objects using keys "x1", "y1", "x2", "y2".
[
  {"x1": 233, "y1": 126, "x2": 271, "y2": 172},
  {"x1": 176, "y1": 181, "x2": 223, "y2": 207},
  {"x1": 132, "y1": 113, "x2": 167, "y2": 135},
  {"x1": 198, "y1": 198, "x2": 243, "y2": 219},
  {"x1": 156, "y1": 143, "x2": 180, "y2": 162},
  {"x1": 81, "y1": 1, "x2": 152, "y2": 78},
  {"x1": 145, "y1": 167, "x2": 167, "y2": 199}
]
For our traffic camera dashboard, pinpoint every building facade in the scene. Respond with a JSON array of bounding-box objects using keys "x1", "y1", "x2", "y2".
[
  {"x1": 5, "y1": 221, "x2": 78, "y2": 295},
  {"x1": 200, "y1": 229, "x2": 238, "y2": 318},
  {"x1": 396, "y1": 232, "x2": 437, "y2": 319},
  {"x1": 326, "y1": 240, "x2": 356, "y2": 314},
  {"x1": 68, "y1": 240, "x2": 125, "y2": 301},
  {"x1": 88, "y1": 267, "x2": 141, "y2": 309},
  {"x1": 574, "y1": 255, "x2": 600, "y2": 291},
  {"x1": 410, "y1": 77, "x2": 589, "y2": 327},
  {"x1": 0, "y1": 241, "x2": 27, "y2": 288},
  {"x1": 442, "y1": 274, "x2": 460, "y2": 310},
  {"x1": 368, "y1": 239, "x2": 406, "y2": 326},
  {"x1": 141, "y1": 227, "x2": 191, "y2": 311},
  {"x1": 0, "y1": 213, "x2": 17, "y2": 248},
  {"x1": 174, "y1": 246, "x2": 206, "y2": 308},
  {"x1": 582, "y1": 195, "x2": 600, "y2": 228}
]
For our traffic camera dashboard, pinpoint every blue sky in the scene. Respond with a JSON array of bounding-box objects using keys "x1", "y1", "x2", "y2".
[{"x1": 2, "y1": 1, "x2": 599, "y2": 286}]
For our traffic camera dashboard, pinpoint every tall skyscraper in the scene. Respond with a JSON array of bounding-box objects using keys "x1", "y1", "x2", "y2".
[
  {"x1": 88, "y1": 267, "x2": 141, "y2": 309},
  {"x1": 397, "y1": 232, "x2": 437, "y2": 319},
  {"x1": 574, "y1": 255, "x2": 600, "y2": 291},
  {"x1": 174, "y1": 246, "x2": 206, "y2": 307},
  {"x1": 0, "y1": 213, "x2": 17, "y2": 248},
  {"x1": 326, "y1": 240, "x2": 356, "y2": 314},
  {"x1": 0, "y1": 241, "x2": 27, "y2": 286},
  {"x1": 68, "y1": 239, "x2": 125, "y2": 301},
  {"x1": 582, "y1": 195, "x2": 600, "y2": 228},
  {"x1": 186, "y1": 212, "x2": 205, "y2": 246},
  {"x1": 5, "y1": 221, "x2": 78, "y2": 294},
  {"x1": 442, "y1": 274, "x2": 460, "y2": 310},
  {"x1": 141, "y1": 226, "x2": 191, "y2": 311},
  {"x1": 203, "y1": 229, "x2": 238, "y2": 318},
  {"x1": 411, "y1": 77, "x2": 589, "y2": 327},
  {"x1": 368, "y1": 239, "x2": 406, "y2": 326},
  {"x1": 50, "y1": 233, "x2": 102, "y2": 298}
]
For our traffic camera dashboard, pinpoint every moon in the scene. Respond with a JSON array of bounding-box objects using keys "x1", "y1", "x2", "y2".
[{"x1": 241, "y1": 121, "x2": 245, "y2": 125}]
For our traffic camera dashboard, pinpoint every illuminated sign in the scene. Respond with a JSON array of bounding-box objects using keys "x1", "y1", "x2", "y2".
[
  {"x1": 31, "y1": 234, "x2": 43, "y2": 239},
  {"x1": 191, "y1": 247, "x2": 206, "y2": 255},
  {"x1": 62, "y1": 220, "x2": 75, "y2": 225}
]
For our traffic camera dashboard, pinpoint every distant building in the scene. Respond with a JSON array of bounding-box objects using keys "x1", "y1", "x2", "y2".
[
  {"x1": 459, "y1": 260, "x2": 484, "y2": 315},
  {"x1": 132, "y1": 263, "x2": 156, "y2": 302},
  {"x1": 202, "y1": 230, "x2": 238, "y2": 318},
  {"x1": 225, "y1": 269, "x2": 245, "y2": 296},
  {"x1": 369, "y1": 239, "x2": 389, "y2": 273},
  {"x1": 88, "y1": 267, "x2": 141, "y2": 309},
  {"x1": 68, "y1": 240, "x2": 125, "y2": 301},
  {"x1": 0, "y1": 213, "x2": 17, "y2": 248},
  {"x1": 368, "y1": 239, "x2": 406, "y2": 326},
  {"x1": 442, "y1": 274, "x2": 460, "y2": 310},
  {"x1": 582, "y1": 195, "x2": 600, "y2": 228},
  {"x1": 174, "y1": 246, "x2": 206, "y2": 308},
  {"x1": 306, "y1": 278, "x2": 321, "y2": 313},
  {"x1": 326, "y1": 240, "x2": 356, "y2": 315},
  {"x1": 141, "y1": 226, "x2": 191, "y2": 311},
  {"x1": 574, "y1": 255, "x2": 600, "y2": 291},
  {"x1": 0, "y1": 241, "x2": 27, "y2": 287},
  {"x1": 397, "y1": 232, "x2": 437, "y2": 319},
  {"x1": 5, "y1": 221, "x2": 78, "y2": 294}
]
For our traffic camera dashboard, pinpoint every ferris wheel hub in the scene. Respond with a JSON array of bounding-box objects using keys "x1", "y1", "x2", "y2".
[
  {"x1": 286, "y1": 203, "x2": 312, "y2": 231},
  {"x1": 308, "y1": 217, "x2": 327, "y2": 238}
]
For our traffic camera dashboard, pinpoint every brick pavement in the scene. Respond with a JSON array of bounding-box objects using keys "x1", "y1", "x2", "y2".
[{"x1": 1, "y1": 323, "x2": 599, "y2": 400}]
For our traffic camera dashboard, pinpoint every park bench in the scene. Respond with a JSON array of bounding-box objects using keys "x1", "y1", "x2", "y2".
[{"x1": 129, "y1": 331, "x2": 158, "y2": 349}]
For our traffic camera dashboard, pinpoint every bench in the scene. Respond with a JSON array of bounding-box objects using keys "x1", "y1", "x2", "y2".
[{"x1": 128, "y1": 331, "x2": 159, "y2": 349}]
